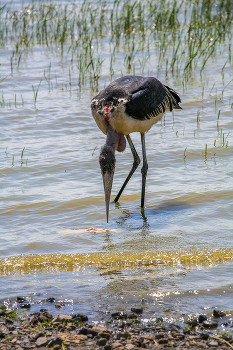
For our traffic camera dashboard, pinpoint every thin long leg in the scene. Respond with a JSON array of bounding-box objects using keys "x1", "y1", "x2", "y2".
[
  {"x1": 141, "y1": 132, "x2": 148, "y2": 208},
  {"x1": 114, "y1": 134, "x2": 140, "y2": 203}
]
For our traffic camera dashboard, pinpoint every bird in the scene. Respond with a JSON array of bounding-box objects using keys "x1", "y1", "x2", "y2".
[{"x1": 91, "y1": 75, "x2": 182, "y2": 222}]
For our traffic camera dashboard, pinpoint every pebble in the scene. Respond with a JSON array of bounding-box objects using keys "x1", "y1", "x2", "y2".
[
  {"x1": 198, "y1": 314, "x2": 208, "y2": 323},
  {"x1": 99, "y1": 331, "x2": 111, "y2": 339},
  {"x1": 35, "y1": 336, "x2": 47, "y2": 347},
  {"x1": 208, "y1": 340, "x2": 219, "y2": 347},
  {"x1": 124, "y1": 344, "x2": 135, "y2": 350},
  {"x1": 97, "y1": 338, "x2": 107, "y2": 346},
  {"x1": 117, "y1": 331, "x2": 131, "y2": 340},
  {"x1": 200, "y1": 332, "x2": 210, "y2": 340},
  {"x1": 47, "y1": 337, "x2": 62, "y2": 347},
  {"x1": 111, "y1": 341, "x2": 123, "y2": 348},
  {"x1": 128, "y1": 312, "x2": 138, "y2": 319},
  {"x1": 72, "y1": 313, "x2": 88, "y2": 322},
  {"x1": 202, "y1": 320, "x2": 219, "y2": 329},
  {"x1": 104, "y1": 345, "x2": 112, "y2": 350},
  {"x1": 158, "y1": 337, "x2": 168, "y2": 344},
  {"x1": 111, "y1": 312, "x2": 127, "y2": 319},
  {"x1": 46, "y1": 297, "x2": 55, "y2": 303},
  {"x1": 0, "y1": 307, "x2": 232, "y2": 350},
  {"x1": 154, "y1": 332, "x2": 168, "y2": 339},
  {"x1": 213, "y1": 309, "x2": 226, "y2": 318},
  {"x1": 187, "y1": 318, "x2": 198, "y2": 327},
  {"x1": 52, "y1": 314, "x2": 72, "y2": 324},
  {"x1": 20, "y1": 303, "x2": 31, "y2": 310},
  {"x1": 16, "y1": 297, "x2": 27, "y2": 303},
  {"x1": 5, "y1": 318, "x2": 14, "y2": 324},
  {"x1": 130, "y1": 307, "x2": 143, "y2": 314}
]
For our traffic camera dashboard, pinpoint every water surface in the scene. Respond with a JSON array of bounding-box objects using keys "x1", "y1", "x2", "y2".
[{"x1": 0, "y1": 0, "x2": 233, "y2": 325}]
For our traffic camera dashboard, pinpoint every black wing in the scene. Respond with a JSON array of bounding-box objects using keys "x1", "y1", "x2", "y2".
[{"x1": 91, "y1": 75, "x2": 182, "y2": 121}]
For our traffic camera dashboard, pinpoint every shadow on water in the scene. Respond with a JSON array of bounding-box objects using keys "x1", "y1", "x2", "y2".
[{"x1": 114, "y1": 200, "x2": 190, "y2": 233}]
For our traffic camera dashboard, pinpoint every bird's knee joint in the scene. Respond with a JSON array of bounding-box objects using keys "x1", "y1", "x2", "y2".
[
  {"x1": 134, "y1": 156, "x2": 141, "y2": 167},
  {"x1": 141, "y1": 163, "x2": 148, "y2": 176}
]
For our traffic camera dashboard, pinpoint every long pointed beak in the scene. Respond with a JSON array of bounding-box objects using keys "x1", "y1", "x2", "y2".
[{"x1": 102, "y1": 171, "x2": 114, "y2": 223}]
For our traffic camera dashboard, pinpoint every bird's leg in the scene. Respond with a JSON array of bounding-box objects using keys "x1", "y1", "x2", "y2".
[
  {"x1": 140, "y1": 132, "x2": 148, "y2": 209},
  {"x1": 114, "y1": 134, "x2": 140, "y2": 203}
]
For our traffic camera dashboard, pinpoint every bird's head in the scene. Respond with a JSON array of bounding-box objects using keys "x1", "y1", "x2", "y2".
[{"x1": 99, "y1": 145, "x2": 116, "y2": 223}]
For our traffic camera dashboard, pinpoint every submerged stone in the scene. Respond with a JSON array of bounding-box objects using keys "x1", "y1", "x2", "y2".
[
  {"x1": 72, "y1": 313, "x2": 88, "y2": 322},
  {"x1": 198, "y1": 314, "x2": 208, "y2": 323},
  {"x1": 130, "y1": 307, "x2": 143, "y2": 314},
  {"x1": 213, "y1": 309, "x2": 226, "y2": 318},
  {"x1": 202, "y1": 320, "x2": 218, "y2": 329},
  {"x1": 187, "y1": 318, "x2": 198, "y2": 327},
  {"x1": 111, "y1": 311, "x2": 127, "y2": 319},
  {"x1": 20, "y1": 303, "x2": 31, "y2": 309},
  {"x1": 16, "y1": 297, "x2": 26, "y2": 303},
  {"x1": 46, "y1": 297, "x2": 55, "y2": 303}
]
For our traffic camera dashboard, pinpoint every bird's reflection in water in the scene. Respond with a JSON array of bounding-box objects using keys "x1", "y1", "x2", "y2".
[
  {"x1": 103, "y1": 232, "x2": 111, "y2": 244},
  {"x1": 114, "y1": 201, "x2": 150, "y2": 236},
  {"x1": 114, "y1": 200, "x2": 190, "y2": 236}
]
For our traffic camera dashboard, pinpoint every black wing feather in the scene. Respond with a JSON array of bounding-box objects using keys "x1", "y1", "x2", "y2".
[{"x1": 91, "y1": 75, "x2": 181, "y2": 121}]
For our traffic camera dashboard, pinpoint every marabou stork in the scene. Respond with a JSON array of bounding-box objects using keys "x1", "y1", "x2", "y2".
[{"x1": 91, "y1": 75, "x2": 182, "y2": 222}]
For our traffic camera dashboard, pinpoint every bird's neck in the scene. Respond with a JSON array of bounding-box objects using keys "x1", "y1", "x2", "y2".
[
  {"x1": 102, "y1": 125, "x2": 126, "y2": 154},
  {"x1": 103, "y1": 125, "x2": 120, "y2": 153}
]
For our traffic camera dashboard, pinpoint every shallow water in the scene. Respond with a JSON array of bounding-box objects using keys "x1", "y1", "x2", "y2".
[{"x1": 0, "y1": 0, "x2": 233, "y2": 325}]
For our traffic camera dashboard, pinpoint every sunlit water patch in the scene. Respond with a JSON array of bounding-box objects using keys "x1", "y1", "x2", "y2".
[{"x1": 0, "y1": 250, "x2": 233, "y2": 322}]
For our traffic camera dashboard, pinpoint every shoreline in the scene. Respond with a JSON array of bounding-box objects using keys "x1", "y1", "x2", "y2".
[{"x1": 1, "y1": 301, "x2": 233, "y2": 350}]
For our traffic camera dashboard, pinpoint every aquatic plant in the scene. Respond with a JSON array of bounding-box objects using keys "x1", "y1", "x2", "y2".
[
  {"x1": 32, "y1": 79, "x2": 42, "y2": 107},
  {"x1": 0, "y1": 0, "x2": 232, "y2": 89}
]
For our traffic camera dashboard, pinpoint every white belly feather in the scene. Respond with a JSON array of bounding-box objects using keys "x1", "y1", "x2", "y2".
[{"x1": 92, "y1": 102, "x2": 164, "y2": 136}]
